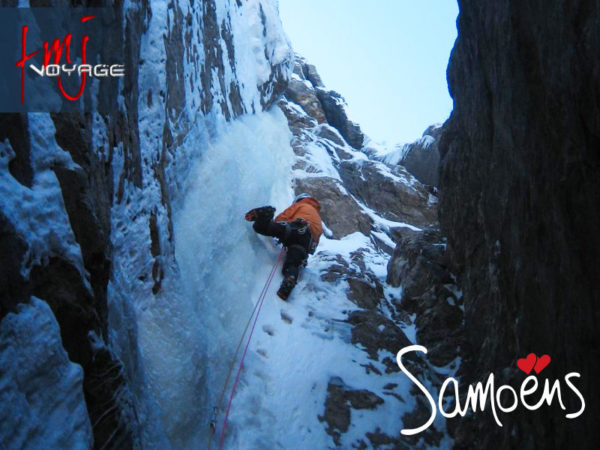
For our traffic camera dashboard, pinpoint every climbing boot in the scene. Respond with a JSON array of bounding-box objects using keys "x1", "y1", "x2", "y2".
[
  {"x1": 245, "y1": 206, "x2": 275, "y2": 222},
  {"x1": 277, "y1": 276, "x2": 296, "y2": 301}
]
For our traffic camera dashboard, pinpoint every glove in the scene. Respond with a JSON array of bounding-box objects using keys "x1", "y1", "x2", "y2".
[{"x1": 245, "y1": 206, "x2": 275, "y2": 222}]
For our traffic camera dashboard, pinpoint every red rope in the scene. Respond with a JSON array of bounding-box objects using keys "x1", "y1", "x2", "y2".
[{"x1": 217, "y1": 248, "x2": 285, "y2": 449}]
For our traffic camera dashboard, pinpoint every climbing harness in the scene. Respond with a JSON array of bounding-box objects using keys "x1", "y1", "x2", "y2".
[{"x1": 206, "y1": 248, "x2": 285, "y2": 450}]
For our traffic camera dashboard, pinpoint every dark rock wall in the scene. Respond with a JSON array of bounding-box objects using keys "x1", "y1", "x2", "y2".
[
  {"x1": 1, "y1": 1, "x2": 151, "y2": 444},
  {"x1": 439, "y1": 0, "x2": 600, "y2": 447},
  {"x1": 387, "y1": 227, "x2": 461, "y2": 368}
]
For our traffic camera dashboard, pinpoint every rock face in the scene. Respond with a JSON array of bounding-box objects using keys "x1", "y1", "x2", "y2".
[
  {"x1": 294, "y1": 176, "x2": 373, "y2": 238},
  {"x1": 338, "y1": 159, "x2": 437, "y2": 227},
  {"x1": 439, "y1": 1, "x2": 600, "y2": 448},
  {"x1": 387, "y1": 227, "x2": 462, "y2": 367},
  {"x1": 279, "y1": 58, "x2": 436, "y2": 240},
  {"x1": 285, "y1": 78, "x2": 328, "y2": 124},
  {"x1": 318, "y1": 376, "x2": 384, "y2": 446},
  {"x1": 367, "y1": 124, "x2": 442, "y2": 187},
  {"x1": 0, "y1": 0, "x2": 292, "y2": 448},
  {"x1": 400, "y1": 124, "x2": 442, "y2": 186},
  {"x1": 286, "y1": 57, "x2": 365, "y2": 149},
  {"x1": 315, "y1": 89, "x2": 365, "y2": 149}
]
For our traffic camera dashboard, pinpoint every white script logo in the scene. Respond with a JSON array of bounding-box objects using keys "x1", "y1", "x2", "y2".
[{"x1": 396, "y1": 345, "x2": 586, "y2": 435}]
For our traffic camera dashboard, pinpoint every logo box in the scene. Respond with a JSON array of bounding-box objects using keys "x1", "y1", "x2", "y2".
[{"x1": 0, "y1": 8, "x2": 124, "y2": 113}]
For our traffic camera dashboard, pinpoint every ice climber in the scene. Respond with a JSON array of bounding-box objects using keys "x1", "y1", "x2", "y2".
[{"x1": 245, "y1": 193, "x2": 323, "y2": 300}]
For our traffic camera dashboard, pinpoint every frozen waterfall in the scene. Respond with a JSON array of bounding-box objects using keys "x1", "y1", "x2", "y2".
[{"x1": 137, "y1": 108, "x2": 294, "y2": 448}]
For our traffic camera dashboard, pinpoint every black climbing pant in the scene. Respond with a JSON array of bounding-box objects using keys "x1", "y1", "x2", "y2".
[{"x1": 252, "y1": 210, "x2": 312, "y2": 280}]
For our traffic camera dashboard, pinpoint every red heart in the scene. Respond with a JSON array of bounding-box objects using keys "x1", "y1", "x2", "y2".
[
  {"x1": 517, "y1": 353, "x2": 537, "y2": 374},
  {"x1": 534, "y1": 354, "x2": 551, "y2": 374}
]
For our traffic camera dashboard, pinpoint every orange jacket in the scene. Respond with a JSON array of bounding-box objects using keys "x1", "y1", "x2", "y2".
[{"x1": 275, "y1": 197, "x2": 323, "y2": 244}]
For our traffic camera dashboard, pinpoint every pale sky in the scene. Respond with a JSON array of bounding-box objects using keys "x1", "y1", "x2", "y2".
[{"x1": 278, "y1": 0, "x2": 459, "y2": 145}]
